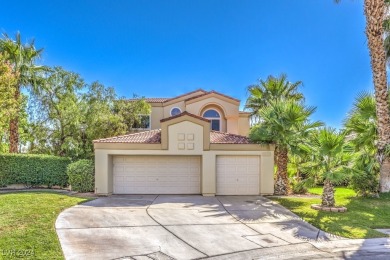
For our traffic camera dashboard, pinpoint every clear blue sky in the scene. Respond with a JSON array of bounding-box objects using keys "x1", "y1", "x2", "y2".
[{"x1": 1, "y1": 0, "x2": 370, "y2": 128}]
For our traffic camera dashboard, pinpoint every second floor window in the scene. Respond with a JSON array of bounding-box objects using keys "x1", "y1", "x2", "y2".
[
  {"x1": 203, "y1": 109, "x2": 220, "y2": 131},
  {"x1": 132, "y1": 114, "x2": 151, "y2": 129},
  {"x1": 170, "y1": 107, "x2": 182, "y2": 116}
]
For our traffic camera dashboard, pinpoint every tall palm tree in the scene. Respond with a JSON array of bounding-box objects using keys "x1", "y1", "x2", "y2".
[
  {"x1": 338, "y1": 0, "x2": 390, "y2": 192},
  {"x1": 343, "y1": 0, "x2": 390, "y2": 192},
  {"x1": 0, "y1": 32, "x2": 44, "y2": 153},
  {"x1": 249, "y1": 100, "x2": 323, "y2": 195},
  {"x1": 245, "y1": 74, "x2": 304, "y2": 123},
  {"x1": 364, "y1": 0, "x2": 390, "y2": 192}
]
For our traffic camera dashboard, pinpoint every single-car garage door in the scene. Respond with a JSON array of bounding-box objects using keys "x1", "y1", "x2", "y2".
[
  {"x1": 216, "y1": 155, "x2": 260, "y2": 195},
  {"x1": 113, "y1": 155, "x2": 200, "y2": 194}
]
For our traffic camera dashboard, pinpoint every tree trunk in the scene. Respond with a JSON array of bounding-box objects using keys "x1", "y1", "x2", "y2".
[
  {"x1": 379, "y1": 155, "x2": 390, "y2": 192},
  {"x1": 365, "y1": 0, "x2": 390, "y2": 192},
  {"x1": 322, "y1": 179, "x2": 335, "y2": 207},
  {"x1": 9, "y1": 86, "x2": 20, "y2": 153},
  {"x1": 274, "y1": 146, "x2": 289, "y2": 195}
]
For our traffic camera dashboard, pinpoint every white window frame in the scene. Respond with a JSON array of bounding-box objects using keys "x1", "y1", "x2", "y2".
[{"x1": 170, "y1": 107, "x2": 182, "y2": 116}]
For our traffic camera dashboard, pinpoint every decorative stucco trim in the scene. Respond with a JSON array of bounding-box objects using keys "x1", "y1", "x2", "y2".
[{"x1": 160, "y1": 113, "x2": 211, "y2": 150}]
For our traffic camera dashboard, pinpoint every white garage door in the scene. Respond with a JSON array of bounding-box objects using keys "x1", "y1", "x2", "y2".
[
  {"x1": 216, "y1": 155, "x2": 260, "y2": 195},
  {"x1": 113, "y1": 156, "x2": 200, "y2": 194}
]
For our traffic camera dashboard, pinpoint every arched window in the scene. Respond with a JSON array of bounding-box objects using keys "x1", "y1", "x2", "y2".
[
  {"x1": 203, "y1": 109, "x2": 220, "y2": 131},
  {"x1": 170, "y1": 107, "x2": 182, "y2": 116}
]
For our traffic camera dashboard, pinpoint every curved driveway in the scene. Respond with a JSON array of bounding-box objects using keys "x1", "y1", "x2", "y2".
[{"x1": 56, "y1": 195, "x2": 390, "y2": 259}]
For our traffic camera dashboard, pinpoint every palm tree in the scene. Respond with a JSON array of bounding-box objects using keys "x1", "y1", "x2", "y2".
[
  {"x1": 0, "y1": 32, "x2": 44, "y2": 153},
  {"x1": 364, "y1": 0, "x2": 390, "y2": 193},
  {"x1": 245, "y1": 74, "x2": 304, "y2": 123},
  {"x1": 249, "y1": 100, "x2": 323, "y2": 195},
  {"x1": 344, "y1": 92, "x2": 377, "y2": 150},
  {"x1": 305, "y1": 128, "x2": 350, "y2": 207},
  {"x1": 338, "y1": 0, "x2": 390, "y2": 192},
  {"x1": 344, "y1": 92, "x2": 380, "y2": 195}
]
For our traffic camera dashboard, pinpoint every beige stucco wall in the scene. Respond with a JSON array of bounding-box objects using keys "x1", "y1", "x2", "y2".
[
  {"x1": 238, "y1": 114, "x2": 250, "y2": 136},
  {"x1": 186, "y1": 97, "x2": 239, "y2": 118},
  {"x1": 147, "y1": 93, "x2": 250, "y2": 136},
  {"x1": 186, "y1": 97, "x2": 240, "y2": 134},
  {"x1": 151, "y1": 106, "x2": 164, "y2": 129},
  {"x1": 163, "y1": 101, "x2": 186, "y2": 119},
  {"x1": 168, "y1": 121, "x2": 204, "y2": 154}
]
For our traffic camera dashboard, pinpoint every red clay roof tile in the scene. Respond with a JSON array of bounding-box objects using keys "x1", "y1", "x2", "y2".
[
  {"x1": 210, "y1": 131, "x2": 253, "y2": 144},
  {"x1": 93, "y1": 129, "x2": 161, "y2": 143}
]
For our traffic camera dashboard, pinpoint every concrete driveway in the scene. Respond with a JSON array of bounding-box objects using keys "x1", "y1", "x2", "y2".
[{"x1": 56, "y1": 195, "x2": 390, "y2": 260}]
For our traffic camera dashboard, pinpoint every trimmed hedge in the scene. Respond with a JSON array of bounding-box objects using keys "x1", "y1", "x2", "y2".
[
  {"x1": 0, "y1": 154, "x2": 71, "y2": 188},
  {"x1": 67, "y1": 159, "x2": 94, "y2": 192}
]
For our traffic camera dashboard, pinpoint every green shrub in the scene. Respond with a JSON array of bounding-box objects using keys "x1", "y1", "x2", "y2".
[
  {"x1": 349, "y1": 163, "x2": 379, "y2": 196},
  {"x1": 290, "y1": 178, "x2": 308, "y2": 194},
  {"x1": 0, "y1": 154, "x2": 70, "y2": 187},
  {"x1": 347, "y1": 151, "x2": 379, "y2": 196},
  {"x1": 67, "y1": 159, "x2": 94, "y2": 192}
]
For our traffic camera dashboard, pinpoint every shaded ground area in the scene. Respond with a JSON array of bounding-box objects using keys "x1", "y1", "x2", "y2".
[
  {"x1": 56, "y1": 195, "x2": 390, "y2": 260},
  {"x1": 270, "y1": 187, "x2": 390, "y2": 239}
]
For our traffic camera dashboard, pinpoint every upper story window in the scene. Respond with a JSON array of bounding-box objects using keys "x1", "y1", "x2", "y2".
[
  {"x1": 203, "y1": 109, "x2": 220, "y2": 131},
  {"x1": 170, "y1": 107, "x2": 182, "y2": 116},
  {"x1": 131, "y1": 114, "x2": 151, "y2": 130}
]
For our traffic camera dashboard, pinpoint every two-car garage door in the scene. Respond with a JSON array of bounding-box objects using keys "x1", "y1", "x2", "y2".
[{"x1": 113, "y1": 156, "x2": 200, "y2": 194}]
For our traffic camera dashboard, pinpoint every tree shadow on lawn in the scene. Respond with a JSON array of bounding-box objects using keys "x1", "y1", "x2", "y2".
[{"x1": 273, "y1": 193, "x2": 390, "y2": 239}]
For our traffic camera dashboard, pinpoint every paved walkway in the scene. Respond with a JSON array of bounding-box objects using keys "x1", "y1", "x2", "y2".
[{"x1": 55, "y1": 195, "x2": 390, "y2": 259}]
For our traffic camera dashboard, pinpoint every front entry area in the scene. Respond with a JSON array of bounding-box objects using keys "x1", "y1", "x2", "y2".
[
  {"x1": 216, "y1": 155, "x2": 260, "y2": 195},
  {"x1": 113, "y1": 155, "x2": 201, "y2": 194}
]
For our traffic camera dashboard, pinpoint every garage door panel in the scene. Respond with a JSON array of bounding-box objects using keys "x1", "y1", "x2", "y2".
[
  {"x1": 216, "y1": 155, "x2": 260, "y2": 195},
  {"x1": 113, "y1": 156, "x2": 200, "y2": 194}
]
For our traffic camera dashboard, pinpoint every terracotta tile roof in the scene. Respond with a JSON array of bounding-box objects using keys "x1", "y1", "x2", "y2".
[
  {"x1": 210, "y1": 131, "x2": 253, "y2": 144},
  {"x1": 128, "y1": 89, "x2": 207, "y2": 104},
  {"x1": 94, "y1": 129, "x2": 253, "y2": 144},
  {"x1": 128, "y1": 89, "x2": 244, "y2": 104},
  {"x1": 145, "y1": 98, "x2": 170, "y2": 102},
  {"x1": 93, "y1": 129, "x2": 161, "y2": 143},
  {"x1": 160, "y1": 111, "x2": 210, "y2": 123},
  {"x1": 185, "y1": 90, "x2": 240, "y2": 103},
  {"x1": 127, "y1": 97, "x2": 170, "y2": 103}
]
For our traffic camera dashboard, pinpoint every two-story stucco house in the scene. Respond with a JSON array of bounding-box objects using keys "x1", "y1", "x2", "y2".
[{"x1": 94, "y1": 89, "x2": 274, "y2": 196}]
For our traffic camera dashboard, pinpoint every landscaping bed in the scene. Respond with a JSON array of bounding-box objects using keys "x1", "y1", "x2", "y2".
[{"x1": 269, "y1": 187, "x2": 390, "y2": 239}]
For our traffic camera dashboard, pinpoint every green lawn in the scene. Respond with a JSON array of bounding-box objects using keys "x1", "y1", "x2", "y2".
[
  {"x1": 0, "y1": 191, "x2": 90, "y2": 259},
  {"x1": 270, "y1": 187, "x2": 390, "y2": 239}
]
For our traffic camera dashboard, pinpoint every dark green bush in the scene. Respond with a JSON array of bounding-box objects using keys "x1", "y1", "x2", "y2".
[
  {"x1": 67, "y1": 159, "x2": 94, "y2": 192},
  {"x1": 0, "y1": 154, "x2": 71, "y2": 187},
  {"x1": 290, "y1": 178, "x2": 308, "y2": 194},
  {"x1": 349, "y1": 158, "x2": 379, "y2": 196}
]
